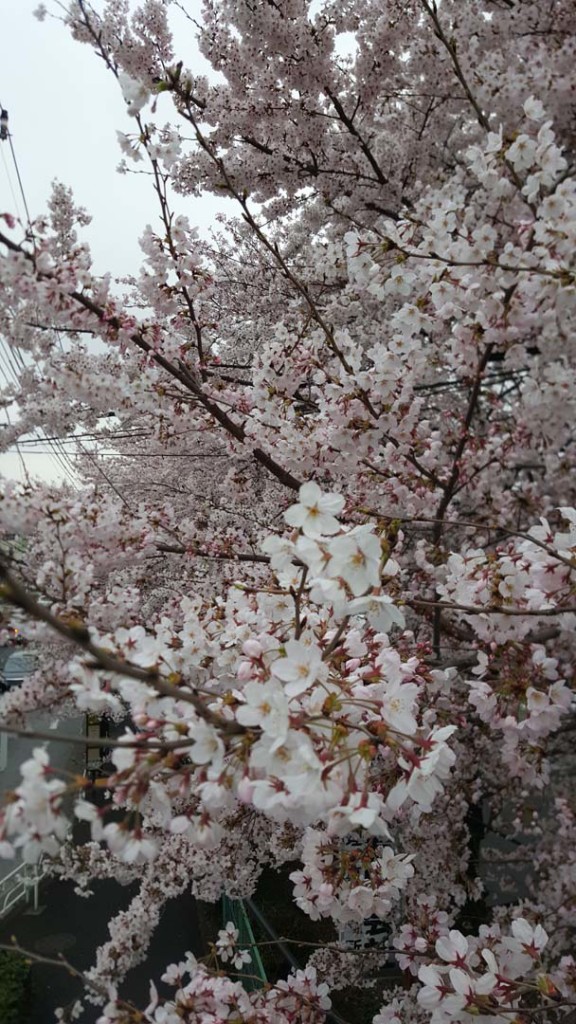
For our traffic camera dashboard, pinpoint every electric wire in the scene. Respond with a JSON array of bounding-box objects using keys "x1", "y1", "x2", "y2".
[
  {"x1": 0, "y1": 105, "x2": 80, "y2": 486},
  {"x1": 0, "y1": 98, "x2": 33, "y2": 232},
  {"x1": 0, "y1": 107, "x2": 207, "y2": 487},
  {"x1": 0, "y1": 337, "x2": 30, "y2": 482},
  {"x1": 0, "y1": 143, "x2": 23, "y2": 223},
  {"x1": 0, "y1": 111, "x2": 142, "y2": 489},
  {"x1": 16, "y1": 450, "x2": 227, "y2": 458},
  {"x1": 0, "y1": 335, "x2": 23, "y2": 384},
  {"x1": 0, "y1": 402, "x2": 29, "y2": 483},
  {"x1": 13, "y1": 429, "x2": 152, "y2": 444},
  {"x1": 0, "y1": 337, "x2": 76, "y2": 482},
  {"x1": 0, "y1": 336, "x2": 79, "y2": 486},
  {"x1": 7, "y1": 134, "x2": 33, "y2": 231},
  {"x1": 77, "y1": 442, "x2": 132, "y2": 508},
  {"x1": 54, "y1": 448, "x2": 81, "y2": 488}
]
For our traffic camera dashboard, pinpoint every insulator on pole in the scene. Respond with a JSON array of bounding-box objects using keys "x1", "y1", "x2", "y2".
[{"x1": 0, "y1": 109, "x2": 8, "y2": 141}]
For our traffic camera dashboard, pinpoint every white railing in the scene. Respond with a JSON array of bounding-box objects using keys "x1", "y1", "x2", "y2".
[{"x1": 0, "y1": 857, "x2": 46, "y2": 918}]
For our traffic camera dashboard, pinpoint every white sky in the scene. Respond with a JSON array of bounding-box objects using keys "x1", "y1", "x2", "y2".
[{"x1": 0, "y1": 0, "x2": 225, "y2": 484}]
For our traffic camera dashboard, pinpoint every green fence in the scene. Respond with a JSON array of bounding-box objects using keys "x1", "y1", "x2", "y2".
[{"x1": 221, "y1": 896, "x2": 267, "y2": 991}]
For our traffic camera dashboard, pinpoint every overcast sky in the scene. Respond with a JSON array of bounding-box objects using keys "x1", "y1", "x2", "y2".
[{"x1": 0, "y1": 0, "x2": 224, "y2": 483}]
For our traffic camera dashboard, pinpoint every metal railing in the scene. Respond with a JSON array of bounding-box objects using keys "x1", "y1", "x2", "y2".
[
  {"x1": 222, "y1": 896, "x2": 267, "y2": 990},
  {"x1": 0, "y1": 856, "x2": 46, "y2": 918}
]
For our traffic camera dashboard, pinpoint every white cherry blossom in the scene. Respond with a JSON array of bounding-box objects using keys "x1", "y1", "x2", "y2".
[
  {"x1": 271, "y1": 638, "x2": 327, "y2": 697},
  {"x1": 327, "y1": 526, "x2": 382, "y2": 596},
  {"x1": 283, "y1": 481, "x2": 344, "y2": 538},
  {"x1": 236, "y1": 678, "x2": 290, "y2": 743}
]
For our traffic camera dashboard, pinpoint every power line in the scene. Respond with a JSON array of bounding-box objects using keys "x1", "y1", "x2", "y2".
[
  {"x1": 0, "y1": 336, "x2": 22, "y2": 384},
  {"x1": 15, "y1": 450, "x2": 228, "y2": 458},
  {"x1": 52, "y1": 434, "x2": 80, "y2": 482},
  {"x1": 77, "y1": 442, "x2": 132, "y2": 508},
  {"x1": 0, "y1": 104, "x2": 81, "y2": 487},
  {"x1": 8, "y1": 134, "x2": 33, "y2": 231},
  {"x1": 11, "y1": 430, "x2": 151, "y2": 444},
  {"x1": 8, "y1": 430, "x2": 228, "y2": 451},
  {"x1": 0, "y1": 107, "x2": 210, "y2": 485},
  {"x1": 2, "y1": 405, "x2": 30, "y2": 484},
  {"x1": 0, "y1": 144, "x2": 23, "y2": 223},
  {"x1": 0, "y1": 101, "x2": 33, "y2": 231},
  {"x1": 0, "y1": 338, "x2": 80, "y2": 487}
]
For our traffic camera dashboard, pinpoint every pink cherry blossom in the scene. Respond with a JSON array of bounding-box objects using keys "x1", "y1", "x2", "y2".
[{"x1": 0, "y1": 1, "x2": 575, "y2": 1018}]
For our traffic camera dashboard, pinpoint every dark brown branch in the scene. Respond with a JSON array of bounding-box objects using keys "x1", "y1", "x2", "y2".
[
  {"x1": 0, "y1": 229, "x2": 302, "y2": 493},
  {"x1": 419, "y1": 0, "x2": 490, "y2": 133},
  {"x1": 325, "y1": 89, "x2": 390, "y2": 186},
  {"x1": 0, "y1": 723, "x2": 195, "y2": 753},
  {"x1": 410, "y1": 598, "x2": 576, "y2": 617},
  {"x1": 0, "y1": 557, "x2": 245, "y2": 736},
  {"x1": 430, "y1": 345, "x2": 494, "y2": 654},
  {"x1": 156, "y1": 542, "x2": 271, "y2": 563}
]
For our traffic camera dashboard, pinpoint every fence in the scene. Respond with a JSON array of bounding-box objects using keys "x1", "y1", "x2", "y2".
[
  {"x1": 222, "y1": 896, "x2": 267, "y2": 990},
  {"x1": 0, "y1": 857, "x2": 46, "y2": 919}
]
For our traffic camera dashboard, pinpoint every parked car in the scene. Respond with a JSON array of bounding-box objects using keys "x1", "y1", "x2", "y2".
[{"x1": 0, "y1": 650, "x2": 36, "y2": 693}]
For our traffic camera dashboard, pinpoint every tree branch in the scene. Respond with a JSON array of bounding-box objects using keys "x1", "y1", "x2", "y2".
[
  {"x1": 0, "y1": 228, "x2": 302, "y2": 493},
  {"x1": 0, "y1": 556, "x2": 245, "y2": 736}
]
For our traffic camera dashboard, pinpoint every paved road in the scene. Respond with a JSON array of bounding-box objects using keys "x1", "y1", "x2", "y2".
[
  {"x1": 0, "y1": 875, "x2": 205, "y2": 1023},
  {"x1": 0, "y1": 651, "x2": 206, "y2": 1021}
]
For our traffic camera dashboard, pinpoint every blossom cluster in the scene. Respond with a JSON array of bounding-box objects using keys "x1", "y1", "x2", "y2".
[
  {"x1": 0, "y1": 749, "x2": 68, "y2": 864},
  {"x1": 438, "y1": 509, "x2": 576, "y2": 643},
  {"x1": 415, "y1": 919, "x2": 556, "y2": 1024},
  {"x1": 0, "y1": 483, "x2": 452, "y2": 873},
  {"x1": 1, "y1": 0, "x2": 576, "y2": 1018},
  {"x1": 290, "y1": 829, "x2": 415, "y2": 924},
  {"x1": 215, "y1": 922, "x2": 252, "y2": 970},
  {"x1": 95, "y1": 957, "x2": 331, "y2": 1024}
]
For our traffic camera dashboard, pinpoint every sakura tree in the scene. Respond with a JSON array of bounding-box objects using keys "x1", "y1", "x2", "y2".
[{"x1": 0, "y1": 0, "x2": 575, "y2": 1021}]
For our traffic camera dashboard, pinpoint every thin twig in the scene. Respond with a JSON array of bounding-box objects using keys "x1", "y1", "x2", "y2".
[
  {"x1": 0, "y1": 722, "x2": 196, "y2": 753},
  {"x1": 0, "y1": 557, "x2": 245, "y2": 736}
]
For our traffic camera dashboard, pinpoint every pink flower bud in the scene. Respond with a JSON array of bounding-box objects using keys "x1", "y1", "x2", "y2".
[
  {"x1": 236, "y1": 776, "x2": 254, "y2": 804},
  {"x1": 242, "y1": 639, "x2": 263, "y2": 658}
]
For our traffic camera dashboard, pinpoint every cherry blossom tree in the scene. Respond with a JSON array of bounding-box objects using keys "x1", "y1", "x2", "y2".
[{"x1": 1, "y1": 0, "x2": 576, "y2": 1021}]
